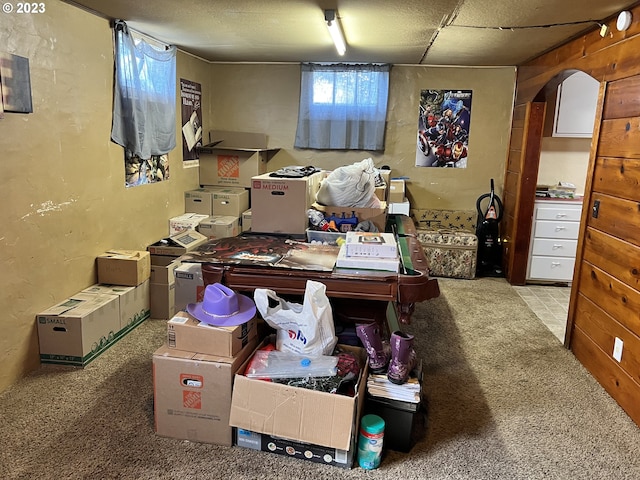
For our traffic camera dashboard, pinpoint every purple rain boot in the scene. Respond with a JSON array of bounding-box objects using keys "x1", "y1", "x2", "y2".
[
  {"x1": 356, "y1": 322, "x2": 390, "y2": 374},
  {"x1": 387, "y1": 331, "x2": 417, "y2": 385}
]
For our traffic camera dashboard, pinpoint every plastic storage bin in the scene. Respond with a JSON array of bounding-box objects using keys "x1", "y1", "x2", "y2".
[{"x1": 306, "y1": 229, "x2": 346, "y2": 246}]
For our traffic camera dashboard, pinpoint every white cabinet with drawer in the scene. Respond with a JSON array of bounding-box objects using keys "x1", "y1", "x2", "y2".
[{"x1": 527, "y1": 199, "x2": 583, "y2": 282}]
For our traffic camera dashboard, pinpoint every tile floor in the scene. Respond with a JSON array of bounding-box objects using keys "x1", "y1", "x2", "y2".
[{"x1": 512, "y1": 284, "x2": 571, "y2": 343}]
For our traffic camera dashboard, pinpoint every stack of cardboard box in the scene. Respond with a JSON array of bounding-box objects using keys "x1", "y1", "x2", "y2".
[
  {"x1": 147, "y1": 230, "x2": 209, "y2": 320},
  {"x1": 153, "y1": 307, "x2": 369, "y2": 468},
  {"x1": 196, "y1": 130, "x2": 280, "y2": 236},
  {"x1": 36, "y1": 250, "x2": 151, "y2": 367},
  {"x1": 152, "y1": 310, "x2": 259, "y2": 446},
  {"x1": 183, "y1": 187, "x2": 248, "y2": 239}
]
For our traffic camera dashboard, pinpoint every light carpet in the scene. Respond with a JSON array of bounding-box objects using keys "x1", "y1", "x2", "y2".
[{"x1": 1, "y1": 277, "x2": 639, "y2": 479}]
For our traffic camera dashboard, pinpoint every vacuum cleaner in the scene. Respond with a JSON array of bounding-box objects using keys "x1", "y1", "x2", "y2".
[{"x1": 475, "y1": 179, "x2": 504, "y2": 277}]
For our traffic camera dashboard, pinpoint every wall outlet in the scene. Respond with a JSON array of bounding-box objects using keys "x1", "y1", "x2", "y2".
[{"x1": 613, "y1": 337, "x2": 623, "y2": 362}]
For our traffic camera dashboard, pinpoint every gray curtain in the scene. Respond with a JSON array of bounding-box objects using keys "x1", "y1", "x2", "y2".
[
  {"x1": 111, "y1": 20, "x2": 177, "y2": 159},
  {"x1": 294, "y1": 63, "x2": 390, "y2": 151}
]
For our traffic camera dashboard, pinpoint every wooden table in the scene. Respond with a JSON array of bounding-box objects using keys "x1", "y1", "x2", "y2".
[{"x1": 181, "y1": 215, "x2": 440, "y2": 330}]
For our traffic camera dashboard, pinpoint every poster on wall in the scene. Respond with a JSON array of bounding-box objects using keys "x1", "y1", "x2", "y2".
[
  {"x1": 415, "y1": 89, "x2": 472, "y2": 168},
  {"x1": 125, "y1": 150, "x2": 170, "y2": 188},
  {"x1": 180, "y1": 78, "x2": 202, "y2": 165}
]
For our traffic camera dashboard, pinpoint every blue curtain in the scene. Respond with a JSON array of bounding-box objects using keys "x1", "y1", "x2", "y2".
[
  {"x1": 294, "y1": 63, "x2": 390, "y2": 151},
  {"x1": 111, "y1": 20, "x2": 177, "y2": 159}
]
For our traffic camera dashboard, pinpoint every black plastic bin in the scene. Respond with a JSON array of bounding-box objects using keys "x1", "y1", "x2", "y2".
[{"x1": 363, "y1": 394, "x2": 427, "y2": 453}]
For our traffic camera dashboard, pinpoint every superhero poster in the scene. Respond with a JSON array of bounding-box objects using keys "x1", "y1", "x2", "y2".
[{"x1": 415, "y1": 89, "x2": 472, "y2": 168}]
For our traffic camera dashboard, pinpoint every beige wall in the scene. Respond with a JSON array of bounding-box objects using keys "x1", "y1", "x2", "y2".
[
  {"x1": 538, "y1": 137, "x2": 590, "y2": 196},
  {"x1": 0, "y1": 1, "x2": 203, "y2": 392},
  {"x1": 1, "y1": 1, "x2": 516, "y2": 393},
  {"x1": 209, "y1": 63, "x2": 516, "y2": 209}
]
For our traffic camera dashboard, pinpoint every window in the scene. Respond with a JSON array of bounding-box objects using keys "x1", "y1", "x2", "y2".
[
  {"x1": 294, "y1": 63, "x2": 390, "y2": 151},
  {"x1": 111, "y1": 20, "x2": 177, "y2": 160}
]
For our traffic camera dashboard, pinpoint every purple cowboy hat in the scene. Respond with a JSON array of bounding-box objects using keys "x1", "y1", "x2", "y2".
[{"x1": 187, "y1": 283, "x2": 256, "y2": 327}]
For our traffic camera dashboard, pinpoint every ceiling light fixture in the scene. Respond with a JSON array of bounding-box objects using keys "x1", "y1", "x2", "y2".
[
  {"x1": 616, "y1": 10, "x2": 632, "y2": 31},
  {"x1": 324, "y1": 9, "x2": 346, "y2": 56}
]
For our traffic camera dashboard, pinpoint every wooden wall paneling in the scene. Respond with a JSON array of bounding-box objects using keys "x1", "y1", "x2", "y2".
[
  {"x1": 581, "y1": 15, "x2": 640, "y2": 57},
  {"x1": 583, "y1": 227, "x2": 640, "y2": 291},
  {"x1": 519, "y1": 36, "x2": 586, "y2": 77},
  {"x1": 506, "y1": 148, "x2": 521, "y2": 174},
  {"x1": 602, "y1": 76, "x2": 640, "y2": 119},
  {"x1": 600, "y1": 39, "x2": 640, "y2": 82},
  {"x1": 502, "y1": 102, "x2": 544, "y2": 284},
  {"x1": 566, "y1": 80, "x2": 604, "y2": 347},
  {"x1": 592, "y1": 157, "x2": 640, "y2": 202},
  {"x1": 587, "y1": 192, "x2": 640, "y2": 248},
  {"x1": 578, "y1": 263, "x2": 640, "y2": 336},
  {"x1": 501, "y1": 103, "x2": 525, "y2": 281},
  {"x1": 517, "y1": 40, "x2": 640, "y2": 105},
  {"x1": 598, "y1": 117, "x2": 640, "y2": 159},
  {"x1": 509, "y1": 127, "x2": 524, "y2": 152},
  {"x1": 575, "y1": 294, "x2": 640, "y2": 386},
  {"x1": 512, "y1": 4, "x2": 640, "y2": 426},
  {"x1": 571, "y1": 324, "x2": 640, "y2": 427}
]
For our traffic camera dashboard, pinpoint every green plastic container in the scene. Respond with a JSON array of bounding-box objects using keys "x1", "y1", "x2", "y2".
[{"x1": 357, "y1": 414, "x2": 385, "y2": 469}]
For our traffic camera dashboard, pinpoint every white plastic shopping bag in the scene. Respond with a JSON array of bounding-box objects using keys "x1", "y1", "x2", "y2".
[
  {"x1": 315, "y1": 158, "x2": 381, "y2": 208},
  {"x1": 253, "y1": 280, "x2": 338, "y2": 356}
]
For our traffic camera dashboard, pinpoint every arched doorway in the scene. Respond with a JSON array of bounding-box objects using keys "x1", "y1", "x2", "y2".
[
  {"x1": 502, "y1": 69, "x2": 599, "y2": 286},
  {"x1": 511, "y1": 70, "x2": 598, "y2": 341}
]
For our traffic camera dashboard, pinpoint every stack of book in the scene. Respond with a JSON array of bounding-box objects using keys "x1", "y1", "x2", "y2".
[
  {"x1": 335, "y1": 231, "x2": 400, "y2": 272},
  {"x1": 366, "y1": 361, "x2": 423, "y2": 404}
]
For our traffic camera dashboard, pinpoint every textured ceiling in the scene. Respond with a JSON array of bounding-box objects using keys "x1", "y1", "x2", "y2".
[{"x1": 65, "y1": 0, "x2": 640, "y2": 65}]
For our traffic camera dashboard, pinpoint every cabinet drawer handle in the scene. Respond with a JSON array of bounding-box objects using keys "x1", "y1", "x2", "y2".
[
  {"x1": 555, "y1": 226, "x2": 566, "y2": 231},
  {"x1": 552, "y1": 244, "x2": 563, "y2": 249},
  {"x1": 551, "y1": 262, "x2": 561, "y2": 267},
  {"x1": 556, "y1": 213, "x2": 567, "y2": 218}
]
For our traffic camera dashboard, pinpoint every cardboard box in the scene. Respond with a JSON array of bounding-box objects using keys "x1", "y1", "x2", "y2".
[
  {"x1": 374, "y1": 185, "x2": 387, "y2": 202},
  {"x1": 184, "y1": 188, "x2": 218, "y2": 216},
  {"x1": 205, "y1": 130, "x2": 268, "y2": 150},
  {"x1": 229, "y1": 341, "x2": 367, "y2": 451},
  {"x1": 36, "y1": 293, "x2": 121, "y2": 367},
  {"x1": 82, "y1": 280, "x2": 151, "y2": 331},
  {"x1": 96, "y1": 250, "x2": 151, "y2": 287},
  {"x1": 250, "y1": 171, "x2": 324, "y2": 235},
  {"x1": 174, "y1": 262, "x2": 204, "y2": 312},
  {"x1": 312, "y1": 202, "x2": 388, "y2": 233},
  {"x1": 197, "y1": 215, "x2": 239, "y2": 240},
  {"x1": 235, "y1": 428, "x2": 356, "y2": 469},
  {"x1": 147, "y1": 230, "x2": 209, "y2": 257},
  {"x1": 378, "y1": 169, "x2": 391, "y2": 187},
  {"x1": 167, "y1": 310, "x2": 258, "y2": 357},
  {"x1": 210, "y1": 187, "x2": 250, "y2": 217},
  {"x1": 169, "y1": 213, "x2": 209, "y2": 236},
  {"x1": 198, "y1": 130, "x2": 280, "y2": 188},
  {"x1": 388, "y1": 199, "x2": 411, "y2": 216},
  {"x1": 241, "y1": 209, "x2": 252, "y2": 232},
  {"x1": 150, "y1": 282, "x2": 176, "y2": 320},
  {"x1": 150, "y1": 255, "x2": 180, "y2": 284},
  {"x1": 152, "y1": 339, "x2": 258, "y2": 446},
  {"x1": 199, "y1": 151, "x2": 270, "y2": 188},
  {"x1": 388, "y1": 179, "x2": 406, "y2": 204}
]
